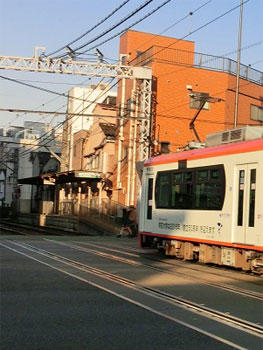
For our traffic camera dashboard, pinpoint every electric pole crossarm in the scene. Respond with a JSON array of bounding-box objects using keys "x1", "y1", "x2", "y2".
[{"x1": 0, "y1": 55, "x2": 135, "y2": 79}]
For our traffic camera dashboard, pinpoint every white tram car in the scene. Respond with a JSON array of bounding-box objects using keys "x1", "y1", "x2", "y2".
[{"x1": 139, "y1": 127, "x2": 263, "y2": 273}]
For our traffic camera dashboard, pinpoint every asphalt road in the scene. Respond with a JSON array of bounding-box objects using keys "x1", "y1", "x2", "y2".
[{"x1": 0, "y1": 240, "x2": 238, "y2": 350}]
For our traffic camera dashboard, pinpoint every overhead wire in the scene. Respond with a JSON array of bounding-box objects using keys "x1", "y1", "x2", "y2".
[
  {"x1": 1, "y1": 0, "x2": 260, "y2": 160},
  {"x1": 1, "y1": 0, "x2": 207, "y2": 130},
  {"x1": 0, "y1": 77, "x2": 116, "y2": 163},
  {"x1": 78, "y1": 0, "x2": 173, "y2": 56},
  {"x1": 0, "y1": 73, "x2": 120, "y2": 160},
  {"x1": 129, "y1": 0, "x2": 251, "y2": 66},
  {"x1": 4, "y1": 0, "x2": 210, "y2": 129},
  {"x1": 56, "y1": 0, "x2": 155, "y2": 59},
  {"x1": 46, "y1": 0, "x2": 132, "y2": 57},
  {"x1": 126, "y1": 0, "x2": 212, "y2": 53},
  {"x1": 69, "y1": 0, "x2": 211, "y2": 64},
  {"x1": 2, "y1": 32, "x2": 260, "y2": 127},
  {"x1": 18, "y1": 78, "x2": 119, "y2": 157},
  {"x1": 0, "y1": 75, "x2": 115, "y2": 106},
  {"x1": 2, "y1": 36, "x2": 260, "y2": 129},
  {"x1": 2, "y1": 39, "x2": 259, "y2": 148}
]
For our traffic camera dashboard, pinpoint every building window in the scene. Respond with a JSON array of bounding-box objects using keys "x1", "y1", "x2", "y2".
[
  {"x1": 190, "y1": 92, "x2": 210, "y2": 110},
  {"x1": 160, "y1": 142, "x2": 170, "y2": 154},
  {"x1": 250, "y1": 105, "x2": 263, "y2": 122}
]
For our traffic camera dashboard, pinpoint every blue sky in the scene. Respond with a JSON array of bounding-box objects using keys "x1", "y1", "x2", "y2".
[{"x1": 0, "y1": 0, "x2": 262, "y2": 128}]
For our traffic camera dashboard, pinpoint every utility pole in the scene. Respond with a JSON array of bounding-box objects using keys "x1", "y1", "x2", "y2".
[{"x1": 234, "y1": 0, "x2": 244, "y2": 128}]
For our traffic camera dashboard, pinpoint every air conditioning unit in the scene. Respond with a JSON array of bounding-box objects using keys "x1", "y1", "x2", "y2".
[{"x1": 206, "y1": 126, "x2": 263, "y2": 147}]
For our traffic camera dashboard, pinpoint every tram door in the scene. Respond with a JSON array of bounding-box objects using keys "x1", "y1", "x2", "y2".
[
  {"x1": 143, "y1": 176, "x2": 154, "y2": 232},
  {"x1": 234, "y1": 164, "x2": 258, "y2": 245}
]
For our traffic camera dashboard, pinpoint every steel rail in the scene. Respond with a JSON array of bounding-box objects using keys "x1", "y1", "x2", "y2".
[
  {"x1": 5, "y1": 239, "x2": 263, "y2": 337},
  {"x1": 47, "y1": 239, "x2": 263, "y2": 301},
  {"x1": 1, "y1": 222, "x2": 262, "y2": 297}
]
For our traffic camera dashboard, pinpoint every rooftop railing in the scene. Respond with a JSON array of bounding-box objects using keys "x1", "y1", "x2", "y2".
[{"x1": 132, "y1": 46, "x2": 263, "y2": 86}]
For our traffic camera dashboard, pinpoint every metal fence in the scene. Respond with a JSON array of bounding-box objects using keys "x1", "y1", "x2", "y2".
[
  {"x1": 59, "y1": 198, "x2": 126, "y2": 225},
  {"x1": 133, "y1": 46, "x2": 263, "y2": 85},
  {"x1": 59, "y1": 200, "x2": 74, "y2": 216},
  {"x1": 79, "y1": 198, "x2": 125, "y2": 226}
]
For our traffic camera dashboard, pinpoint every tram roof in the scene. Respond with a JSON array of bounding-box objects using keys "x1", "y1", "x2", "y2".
[{"x1": 144, "y1": 138, "x2": 263, "y2": 167}]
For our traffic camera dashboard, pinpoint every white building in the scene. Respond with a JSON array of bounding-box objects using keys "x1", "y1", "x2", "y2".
[
  {"x1": 62, "y1": 84, "x2": 117, "y2": 171},
  {"x1": 0, "y1": 122, "x2": 61, "y2": 213}
]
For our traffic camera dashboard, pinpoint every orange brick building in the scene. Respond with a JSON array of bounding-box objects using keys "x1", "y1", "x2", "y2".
[{"x1": 113, "y1": 30, "x2": 263, "y2": 206}]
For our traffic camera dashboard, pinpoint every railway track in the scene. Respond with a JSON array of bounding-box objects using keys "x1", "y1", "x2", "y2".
[
  {"x1": 1, "y1": 221, "x2": 262, "y2": 299},
  {"x1": 57, "y1": 239, "x2": 263, "y2": 300},
  {"x1": 2, "y1": 238, "x2": 263, "y2": 341}
]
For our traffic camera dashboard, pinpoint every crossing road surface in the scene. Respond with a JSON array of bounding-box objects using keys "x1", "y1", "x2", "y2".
[{"x1": 1, "y1": 235, "x2": 262, "y2": 350}]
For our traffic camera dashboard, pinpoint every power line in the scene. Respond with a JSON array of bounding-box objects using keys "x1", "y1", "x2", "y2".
[
  {"x1": 0, "y1": 77, "x2": 119, "y2": 162},
  {"x1": 74, "y1": 0, "x2": 211, "y2": 63},
  {"x1": 0, "y1": 0, "x2": 212, "y2": 131},
  {"x1": 6, "y1": 0, "x2": 210, "y2": 130},
  {"x1": 129, "y1": 0, "x2": 212, "y2": 53},
  {"x1": 78, "y1": 0, "x2": 173, "y2": 56},
  {"x1": 129, "y1": 0, "x2": 251, "y2": 66},
  {"x1": 47, "y1": 0, "x2": 132, "y2": 57},
  {"x1": 0, "y1": 108, "x2": 146, "y2": 120},
  {"x1": 18, "y1": 79, "x2": 120, "y2": 157},
  {"x1": 0, "y1": 140, "x2": 61, "y2": 147},
  {"x1": 4, "y1": 75, "x2": 106, "y2": 128},
  {"x1": 13, "y1": 79, "x2": 93, "y2": 86},
  {"x1": 1, "y1": 0, "x2": 257, "y2": 159},
  {"x1": 56, "y1": 0, "x2": 155, "y2": 59},
  {"x1": 0, "y1": 75, "x2": 115, "y2": 105},
  {"x1": 2, "y1": 37, "x2": 260, "y2": 131}
]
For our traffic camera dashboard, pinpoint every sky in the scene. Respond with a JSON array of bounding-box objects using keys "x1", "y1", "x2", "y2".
[{"x1": 0, "y1": 0, "x2": 262, "y2": 129}]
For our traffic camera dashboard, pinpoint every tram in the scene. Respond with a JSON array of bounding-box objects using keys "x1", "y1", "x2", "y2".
[{"x1": 139, "y1": 127, "x2": 263, "y2": 273}]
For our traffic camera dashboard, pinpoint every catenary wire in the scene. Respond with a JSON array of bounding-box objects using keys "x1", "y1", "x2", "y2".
[
  {"x1": 121, "y1": 0, "x2": 213, "y2": 54},
  {"x1": 46, "y1": 0, "x2": 132, "y2": 57},
  {"x1": 18, "y1": 79, "x2": 119, "y2": 157},
  {"x1": 1, "y1": 0, "x2": 211, "y2": 129},
  {"x1": 128, "y1": 0, "x2": 251, "y2": 66},
  {"x1": 1, "y1": 0, "x2": 260, "y2": 159},
  {"x1": 56, "y1": 0, "x2": 155, "y2": 59},
  {"x1": 0, "y1": 77, "x2": 118, "y2": 163},
  {"x1": 2, "y1": 0, "x2": 212, "y2": 129},
  {"x1": 0, "y1": 2, "x2": 249, "y2": 164},
  {"x1": 77, "y1": 0, "x2": 173, "y2": 56}
]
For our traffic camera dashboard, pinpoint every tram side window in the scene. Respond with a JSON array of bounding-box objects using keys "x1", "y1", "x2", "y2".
[
  {"x1": 155, "y1": 172, "x2": 170, "y2": 208},
  {"x1": 195, "y1": 169, "x2": 223, "y2": 209},
  {"x1": 171, "y1": 172, "x2": 193, "y2": 209},
  {"x1": 195, "y1": 182, "x2": 222, "y2": 209},
  {"x1": 155, "y1": 165, "x2": 225, "y2": 210}
]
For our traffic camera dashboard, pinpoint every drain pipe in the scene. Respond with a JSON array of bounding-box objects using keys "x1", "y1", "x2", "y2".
[
  {"x1": 117, "y1": 77, "x2": 126, "y2": 188},
  {"x1": 131, "y1": 90, "x2": 139, "y2": 206},
  {"x1": 126, "y1": 81, "x2": 136, "y2": 206}
]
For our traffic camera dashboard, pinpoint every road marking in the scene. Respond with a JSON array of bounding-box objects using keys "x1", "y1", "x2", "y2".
[
  {"x1": 0, "y1": 241, "x2": 248, "y2": 350},
  {"x1": 8, "y1": 239, "x2": 263, "y2": 335}
]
